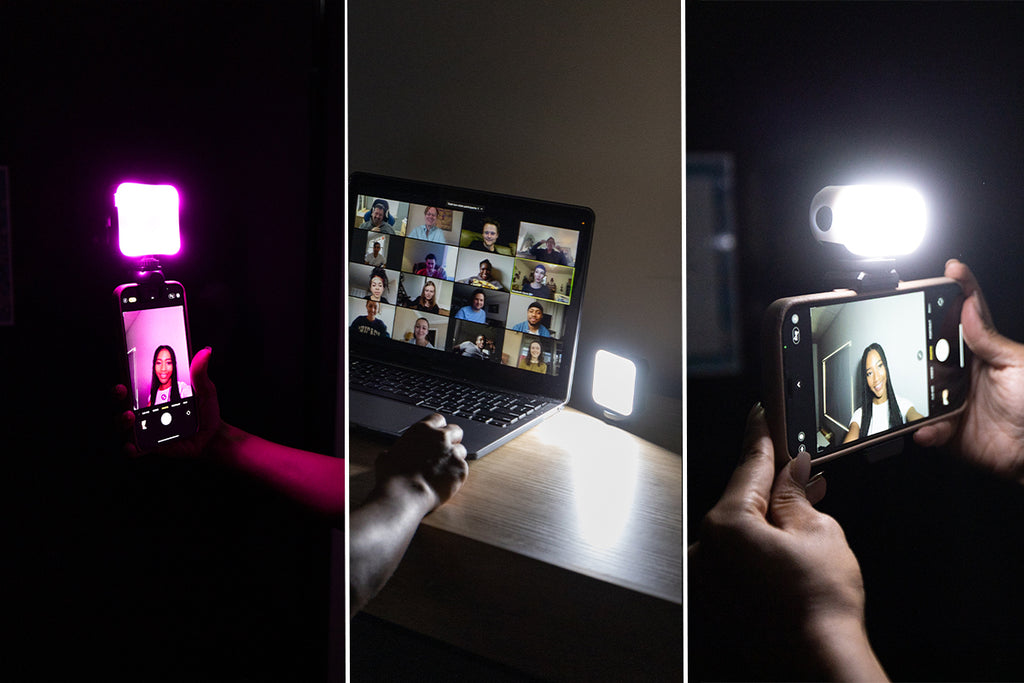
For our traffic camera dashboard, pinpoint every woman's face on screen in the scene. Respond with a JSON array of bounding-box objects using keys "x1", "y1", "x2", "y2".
[
  {"x1": 865, "y1": 349, "x2": 888, "y2": 402},
  {"x1": 155, "y1": 348, "x2": 173, "y2": 389},
  {"x1": 369, "y1": 275, "x2": 385, "y2": 299}
]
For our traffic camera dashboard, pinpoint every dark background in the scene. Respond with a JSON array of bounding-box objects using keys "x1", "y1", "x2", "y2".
[
  {"x1": 1, "y1": 1, "x2": 341, "y2": 679},
  {"x1": 688, "y1": 2, "x2": 1024, "y2": 680}
]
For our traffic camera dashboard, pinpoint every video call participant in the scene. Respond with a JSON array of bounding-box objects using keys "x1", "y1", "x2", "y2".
[
  {"x1": 364, "y1": 241, "x2": 386, "y2": 266},
  {"x1": 511, "y1": 301, "x2": 551, "y2": 337},
  {"x1": 148, "y1": 344, "x2": 192, "y2": 406},
  {"x1": 358, "y1": 199, "x2": 395, "y2": 234},
  {"x1": 366, "y1": 268, "x2": 389, "y2": 303},
  {"x1": 350, "y1": 300, "x2": 390, "y2": 338},
  {"x1": 410, "y1": 280, "x2": 440, "y2": 314},
  {"x1": 454, "y1": 289, "x2": 487, "y2": 323},
  {"x1": 415, "y1": 253, "x2": 447, "y2": 279},
  {"x1": 467, "y1": 218, "x2": 502, "y2": 253},
  {"x1": 517, "y1": 340, "x2": 547, "y2": 374},
  {"x1": 521, "y1": 263, "x2": 554, "y2": 299},
  {"x1": 458, "y1": 259, "x2": 504, "y2": 290},
  {"x1": 456, "y1": 334, "x2": 488, "y2": 359},
  {"x1": 842, "y1": 342, "x2": 924, "y2": 443},
  {"x1": 407, "y1": 206, "x2": 445, "y2": 243},
  {"x1": 407, "y1": 317, "x2": 434, "y2": 348},
  {"x1": 528, "y1": 236, "x2": 570, "y2": 265}
]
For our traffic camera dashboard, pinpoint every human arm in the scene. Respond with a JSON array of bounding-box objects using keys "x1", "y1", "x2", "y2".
[
  {"x1": 118, "y1": 348, "x2": 344, "y2": 523},
  {"x1": 842, "y1": 421, "x2": 861, "y2": 443},
  {"x1": 914, "y1": 259, "x2": 1024, "y2": 484},
  {"x1": 689, "y1": 404, "x2": 887, "y2": 681},
  {"x1": 906, "y1": 405, "x2": 924, "y2": 422},
  {"x1": 349, "y1": 414, "x2": 468, "y2": 616}
]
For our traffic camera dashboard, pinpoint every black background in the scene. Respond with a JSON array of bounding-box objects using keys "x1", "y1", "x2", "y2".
[{"x1": 1, "y1": 1, "x2": 341, "y2": 679}]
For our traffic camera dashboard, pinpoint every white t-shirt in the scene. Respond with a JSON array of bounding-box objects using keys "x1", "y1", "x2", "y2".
[
  {"x1": 850, "y1": 394, "x2": 913, "y2": 436},
  {"x1": 152, "y1": 381, "x2": 193, "y2": 406}
]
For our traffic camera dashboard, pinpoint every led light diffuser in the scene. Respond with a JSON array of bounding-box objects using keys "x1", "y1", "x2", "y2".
[
  {"x1": 810, "y1": 184, "x2": 927, "y2": 257},
  {"x1": 593, "y1": 349, "x2": 637, "y2": 417},
  {"x1": 115, "y1": 182, "x2": 181, "y2": 257}
]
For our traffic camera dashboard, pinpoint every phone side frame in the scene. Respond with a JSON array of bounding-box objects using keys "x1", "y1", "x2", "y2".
[{"x1": 762, "y1": 276, "x2": 969, "y2": 467}]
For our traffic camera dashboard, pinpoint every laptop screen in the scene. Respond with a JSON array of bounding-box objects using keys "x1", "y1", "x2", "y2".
[{"x1": 347, "y1": 173, "x2": 594, "y2": 400}]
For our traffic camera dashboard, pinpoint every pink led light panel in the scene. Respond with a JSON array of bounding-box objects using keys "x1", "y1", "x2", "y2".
[{"x1": 115, "y1": 182, "x2": 181, "y2": 257}]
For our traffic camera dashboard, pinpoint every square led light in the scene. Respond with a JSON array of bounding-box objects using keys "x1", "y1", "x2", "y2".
[
  {"x1": 115, "y1": 182, "x2": 181, "y2": 257},
  {"x1": 593, "y1": 349, "x2": 637, "y2": 417}
]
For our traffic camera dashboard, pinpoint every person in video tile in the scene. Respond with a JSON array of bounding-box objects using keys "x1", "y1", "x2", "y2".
[
  {"x1": 521, "y1": 263, "x2": 554, "y2": 299},
  {"x1": 407, "y1": 317, "x2": 435, "y2": 349},
  {"x1": 528, "y1": 236, "x2": 571, "y2": 265},
  {"x1": 454, "y1": 289, "x2": 488, "y2": 323},
  {"x1": 468, "y1": 218, "x2": 502, "y2": 253},
  {"x1": 366, "y1": 267, "x2": 389, "y2": 303},
  {"x1": 842, "y1": 342, "x2": 923, "y2": 443},
  {"x1": 358, "y1": 199, "x2": 395, "y2": 234},
  {"x1": 407, "y1": 206, "x2": 445, "y2": 243},
  {"x1": 456, "y1": 334, "x2": 488, "y2": 359},
  {"x1": 511, "y1": 301, "x2": 551, "y2": 338},
  {"x1": 411, "y1": 280, "x2": 440, "y2": 313},
  {"x1": 350, "y1": 299, "x2": 390, "y2": 338},
  {"x1": 517, "y1": 339, "x2": 548, "y2": 374},
  {"x1": 458, "y1": 258, "x2": 505, "y2": 290},
  {"x1": 415, "y1": 253, "x2": 446, "y2": 279},
  {"x1": 364, "y1": 240, "x2": 386, "y2": 266},
  {"x1": 148, "y1": 344, "x2": 192, "y2": 406}
]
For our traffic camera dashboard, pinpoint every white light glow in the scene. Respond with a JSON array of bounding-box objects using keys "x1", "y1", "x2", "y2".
[
  {"x1": 565, "y1": 413, "x2": 640, "y2": 548},
  {"x1": 811, "y1": 184, "x2": 927, "y2": 257},
  {"x1": 115, "y1": 182, "x2": 181, "y2": 257},
  {"x1": 593, "y1": 350, "x2": 636, "y2": 417}
]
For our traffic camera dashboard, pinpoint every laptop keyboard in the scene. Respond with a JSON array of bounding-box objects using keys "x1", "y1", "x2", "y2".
[{"x1": 350, "y1": 358, "x2": 548, "y2": 428}]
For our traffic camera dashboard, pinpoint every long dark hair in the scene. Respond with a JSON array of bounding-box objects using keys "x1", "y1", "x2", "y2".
[
  {"x1": 149, "y1": 344, "x2": 181, "y2": 405},
  {"x1": 856, "y1": 342, "x2": 902, "y2": 435}
]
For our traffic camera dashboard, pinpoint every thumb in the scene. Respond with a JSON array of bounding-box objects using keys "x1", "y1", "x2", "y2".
[
  {"x1": 190, "y1": 347, "x2": 215, "y2": 395},
  {"x1": 768, "y1": 450, "x2": 817, "y2": 529},
  {"x1": 961, "y1": 291, "x2": 1024, "y2": 367}
]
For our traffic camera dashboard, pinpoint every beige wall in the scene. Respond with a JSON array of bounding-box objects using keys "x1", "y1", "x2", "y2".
[{"x1": 348, "y1": 0, "x2": 682, "y2": 397}]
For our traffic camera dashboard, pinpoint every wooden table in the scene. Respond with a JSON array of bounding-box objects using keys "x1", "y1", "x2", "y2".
[{"x1": 345, "y1": 408, "x2": 681, "y2": 681}]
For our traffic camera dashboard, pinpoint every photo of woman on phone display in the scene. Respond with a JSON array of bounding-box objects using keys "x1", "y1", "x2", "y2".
[
  {"x1": 147, "y1": 344, "x2": 192, "y2": 406},
  {"x1": 842, "y1": 342, "x2": 923, "y2": 443}
]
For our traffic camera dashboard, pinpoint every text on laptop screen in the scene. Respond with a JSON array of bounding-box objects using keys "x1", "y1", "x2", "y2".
[{"x1": 348, "y1": 195, "x2": 584, "y2": 377}]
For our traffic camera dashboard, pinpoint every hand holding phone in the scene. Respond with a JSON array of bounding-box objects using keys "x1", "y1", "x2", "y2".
[
  {"x1": 909, "y1": 260, "x2": 1024, "y2": 483},
  {"x1": 116, "y1": 347, "x2": 222, "y2": 459}
]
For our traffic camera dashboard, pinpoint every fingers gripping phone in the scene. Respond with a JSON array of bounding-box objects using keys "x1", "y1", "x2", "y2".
[
  {"x1": 763, "y1": 277, "x2": 970, "y2": 465},
  {"x1": 114, "y1": 280, "x2": 198, "y2": 450}
]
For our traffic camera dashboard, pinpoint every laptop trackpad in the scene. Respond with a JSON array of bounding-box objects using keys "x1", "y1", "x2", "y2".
[{"x1": 350, "y1": 392, "x2": 427, "y2": 437}]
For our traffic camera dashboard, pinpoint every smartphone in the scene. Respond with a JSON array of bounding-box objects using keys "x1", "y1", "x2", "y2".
[
  {"x1": 114, "y1": 279, "x2": 198, "y2": 450},
  {"x1": 763, "y1": 277, "x2": 970, "y2": 465}
]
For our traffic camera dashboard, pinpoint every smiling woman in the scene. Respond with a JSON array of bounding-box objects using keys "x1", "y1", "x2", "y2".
[{"x1": 842, "y1": 342, "x2": 924, "y2": 443}]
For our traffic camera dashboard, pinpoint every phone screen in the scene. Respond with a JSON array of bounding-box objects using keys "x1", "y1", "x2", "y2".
[
  {"x1": 777, "y1": 281, "x2": 969, "y2": 461},
  {"x1": 116, "y1": 280, "x2": 198, "y2": 449}
]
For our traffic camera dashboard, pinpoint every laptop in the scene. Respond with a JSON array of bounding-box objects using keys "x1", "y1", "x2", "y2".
[{"x1": 346, "y1": 172, "x2": 594, "y2": 458}]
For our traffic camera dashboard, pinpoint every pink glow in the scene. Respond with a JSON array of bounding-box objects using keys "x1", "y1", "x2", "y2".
[{"x1": 115, "y1": 182, "x2": 181, "y2": 257}]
